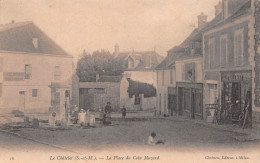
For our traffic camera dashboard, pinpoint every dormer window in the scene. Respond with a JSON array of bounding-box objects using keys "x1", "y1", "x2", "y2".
[
  {"x1": 32, "y1": 38, "x2": 38, "y2": 49},
  {"x1": 128, "y1": 57, "x2": 135, "y2": 69}
]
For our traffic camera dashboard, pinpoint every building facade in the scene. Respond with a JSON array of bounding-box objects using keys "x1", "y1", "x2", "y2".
[
  {"x1": 0, "y1": 22, "x2": 73, "y2": 118},
  {"x1": 155, "y1": 12, "x2": 219, "y2": 118},
  {"x1": 250, "y1": 0, "x2": 260, "y2": 122},
  {"x1": 114, "y1": 44, "x2": 163, "y2": 86},
  {"x1": 203, "y1": 0, "x2": 255, "y2": 125},
  {"x1": 155, "y1": 58, "x2": 176, "y2": 116}
]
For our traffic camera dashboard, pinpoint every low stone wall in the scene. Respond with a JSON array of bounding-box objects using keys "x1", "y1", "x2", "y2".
[{"x1": 141, "y1": 96, "x2": 156, "y2": 110}]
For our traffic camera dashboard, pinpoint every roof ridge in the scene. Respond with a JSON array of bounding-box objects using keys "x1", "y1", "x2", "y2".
[{"x1": 0, "y1": 21, "x2": 33, "y2": 32}]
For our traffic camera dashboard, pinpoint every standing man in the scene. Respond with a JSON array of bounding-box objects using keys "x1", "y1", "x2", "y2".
[
  {"x1": 104, "y1": 102, "x2": 112, "y2": 125},
  {"x1": 122, "y1": 105, "x2": 126, "y2": 119}
]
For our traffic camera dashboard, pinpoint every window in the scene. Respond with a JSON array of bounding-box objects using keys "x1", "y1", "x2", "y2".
[
  {"x1": 164, "y1": 94, "x2": 167, "y2": 113},
  {"x1": 170, "y1": 70, "x2": 173, "y2": 84},
  {"x1": 54, "y1": 66, "x2": 61, "y2": 80},
  {"x1": 30, "y1": 89, "x2": 40, "y2": 101},
  {"x1": 220, "y1": 36, "x2": 228, "y2": 67},
  {"x1": 0, "y1": 57, "x2": 3, "y2": 72},
  {"x1": 184, "y1": 63, "x2": 195, "y2": 82},
  {"x1": 25, "y1": 64, "x2": 32, "y2": 79},
  {"x1": 209, "y1": 39, "x2": 215, "y2": 68},
  {"x1": 128, "y1": 58, "x2": 134, "y2": 68},
  {"x1": 162, "y1": 70, "x2": 165, "y2": 86},
  {"x1": 234, "y1": 30, "x2": 244, "y2": 66},
  {"x1": 0, "y1": 83, "x2": 2, "y2": 98},
  {"x1": 159, "y1": 94, "x2": 162, "y2": 114},
  {"x1": 32, "y1": 89, "x2": 38, "y2": 97},
  {"x1": 144, "y1": 55, "x2": 151, "y2": 68},
  {"x1": 156, "y1": 71, "x2": 159, "y2": 85},
  {"x1": 32, "y1": 38, "x2": 39, "y2": 49}
]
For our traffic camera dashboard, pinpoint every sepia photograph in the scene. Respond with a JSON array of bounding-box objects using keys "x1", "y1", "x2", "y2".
[{"x1": 0, "y1": 0, "x2": 259, "y2": 162}]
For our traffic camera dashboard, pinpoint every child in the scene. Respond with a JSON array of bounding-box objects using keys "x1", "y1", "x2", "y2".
[
  {"x1": 122, "y1": 105, "x2": 126, "y2": 118},
  {"x1": 148, "y1": 132, "x2": 165, "y2": 145}
]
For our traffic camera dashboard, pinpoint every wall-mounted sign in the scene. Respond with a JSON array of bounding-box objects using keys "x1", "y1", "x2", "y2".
[
  {"x1": 221, "y1": 71, "x2": 251, "y2": 82},
  {"x1": 3, "y1": 72, "x2": 24, "y2": 81}
]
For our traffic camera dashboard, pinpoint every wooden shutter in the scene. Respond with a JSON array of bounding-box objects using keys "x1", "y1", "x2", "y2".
[
  {"x1": 0, "y1": 83, "x2": 2, "y2": 97},
  {"x1": 0, "y1": 57, "x2": 3, "y2": 72}
]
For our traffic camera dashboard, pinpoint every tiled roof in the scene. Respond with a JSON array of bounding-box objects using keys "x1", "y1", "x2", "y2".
[
  {"x1": 202, "y1": 0, "x2": 251, "y2": 32},
  {"x1": 97, "y1": 75, "x2": 123, "y2": 83},
  {"x1": 155, "y1": 57, "x2": 168, "y2": 70},
  {"x1": 118, "y1": 50, "x2": 163, "y2": 71},
  {"x1": 0, "y1": 21, "x2": 70, "y2": 56}
]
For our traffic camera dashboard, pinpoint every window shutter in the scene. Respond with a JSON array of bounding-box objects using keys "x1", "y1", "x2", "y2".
[
  {"x1": 182, "y1": 64, "x2": 185, "y2": 81},
  {"x1": 29, "y1": 89, "x2": 33, "y2": 102},
  {"x1": 28, "y1": 65, "x2": 32, "y2": 74},
  {"x1": 0, "y1": 83, "x2": 2, "y2": 97},
  {"x1": 0, "y1": 57, "x2": 3, "y2": 72},
  {"x1": 38, "y1": 89, "x2": 41, "y2": 101},
  {"x1": 191, "y1": 63, "x2": 195, "y2": 82}
]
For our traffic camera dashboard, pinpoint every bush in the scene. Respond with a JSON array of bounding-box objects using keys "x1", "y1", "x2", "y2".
[{"x1": 11, "y1": 110, "x2": 24, "y2": 117}]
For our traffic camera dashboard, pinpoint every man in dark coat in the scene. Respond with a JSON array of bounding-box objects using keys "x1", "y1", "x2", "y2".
[{"x1": 104, "y1": 102, "x2": 112, "y2": 125}]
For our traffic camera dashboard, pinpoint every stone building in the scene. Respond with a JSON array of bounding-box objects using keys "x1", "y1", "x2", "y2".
[
  {"x1": 0, "y1": 21, "x2": 73, "y2": 118},
  {"x1": 155, "y1": 12, "x2": 220, "y2": 118},
  {"x1": 78, "y1": 75, "x2": 129, "y2": 111},
  {"x1": 252, "y1": 0, "x2": 260, "y2": 122},
  {"x1": 203, "y1": 0, "x2": 258, "y2": 125},
  {"x1": 114, "y1": 44, "x2": 163, "y2": 86}
]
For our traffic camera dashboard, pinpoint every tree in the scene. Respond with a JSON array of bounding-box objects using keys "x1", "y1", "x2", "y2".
[
  {"x1": 127, "y1": 79, "x2": 157, "y2": 98},
  {"x1": 76, "y1": 49, "x2": 126, "y2": 82}
]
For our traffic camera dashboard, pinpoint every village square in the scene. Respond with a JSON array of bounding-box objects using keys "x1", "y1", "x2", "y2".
[{"x1": 0, "y1": 0, "x2": 260, "y2": 159}]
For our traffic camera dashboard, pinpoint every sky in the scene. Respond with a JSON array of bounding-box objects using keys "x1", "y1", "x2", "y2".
[{"x1": 0, "y1": 0, "x2": 219, "y2": 61}]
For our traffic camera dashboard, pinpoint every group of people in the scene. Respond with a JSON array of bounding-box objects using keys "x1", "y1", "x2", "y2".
[
  {"x1": 102, "y1": 102, "x2": 127, "y2": 125},
  {"x1": 69, "y1": 103, "x2": 163, "y2": 145}
]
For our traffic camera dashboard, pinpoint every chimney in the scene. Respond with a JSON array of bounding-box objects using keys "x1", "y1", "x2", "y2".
[
  {"x1": 198, "y1": 12, "x2": 207, "y2": 30},
  {"x1": 96, "y1": 73, "x2": 99, "y2": 82},
  {"x1": 215, "y1": 1, "x2": 222, "y2": 16},
  {"x1": 114, "y1": 44, "x2": 119, "y2": 57}
]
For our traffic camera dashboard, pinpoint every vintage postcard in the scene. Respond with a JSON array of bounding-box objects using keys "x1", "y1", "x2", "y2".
[{"x1": 0, "y1": 0, "x2": 259, "y2": 162}]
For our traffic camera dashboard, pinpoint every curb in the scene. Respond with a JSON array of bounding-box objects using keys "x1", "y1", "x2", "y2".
[
  {"x1": 156, "y1": 116, "x2": 260, "y2": 141},
  {"x1": 0, "y1": 129, "x2": 82, "y2": 154}
]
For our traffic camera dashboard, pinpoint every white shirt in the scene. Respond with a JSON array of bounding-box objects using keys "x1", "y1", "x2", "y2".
[{"x1": 148, "y1": 136, "x2": 155, "y2": 145}]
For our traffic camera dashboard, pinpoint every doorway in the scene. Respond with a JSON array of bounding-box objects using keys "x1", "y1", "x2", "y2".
[
  {"x1": 168, "y1": 95, "x2": 177, "y2": 116},
  {"x1": 19, "y1": 91, "x2": 25, "y2": 113}
]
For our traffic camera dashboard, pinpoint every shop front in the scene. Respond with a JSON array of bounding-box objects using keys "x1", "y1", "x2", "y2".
[
  {"x1": 221, "y1": 70, "x2": 252, "y2": 127},
  {"x1": 176, "y1": 82, "x2": 203, "y2": 119}
]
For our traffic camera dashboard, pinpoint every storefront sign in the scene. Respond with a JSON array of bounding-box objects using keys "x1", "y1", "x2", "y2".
[
  {"x1": 221, "y1": 71, "x2": 251, "y2": 82},
  {"x1": 3, "y1": 72, "x2": 24, "y2": 81},
  {"x1": 168, "y1": 87, "x2": 176, "y2": 95}
]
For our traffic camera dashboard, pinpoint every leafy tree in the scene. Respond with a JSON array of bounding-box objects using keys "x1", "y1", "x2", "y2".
[
  {"x1": 127, "y1": 79, "x2": 157, "y2": 98},
  {"x1": 76, "y1": 49, "x2": 127, "y2": 82}
]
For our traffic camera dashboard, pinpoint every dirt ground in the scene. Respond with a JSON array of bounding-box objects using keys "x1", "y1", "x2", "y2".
[{"x1": 1, "y1": 111, "x2": 259, "y2": 155}]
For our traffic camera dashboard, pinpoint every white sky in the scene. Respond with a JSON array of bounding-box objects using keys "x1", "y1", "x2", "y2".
[{"x1": 0, "y1": 0, "x2": 219, "y2": 61}]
